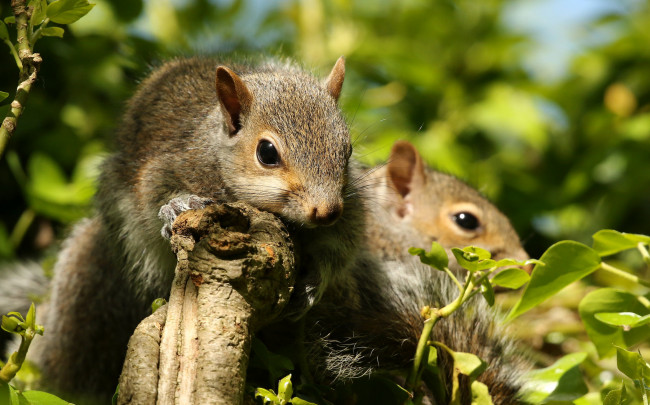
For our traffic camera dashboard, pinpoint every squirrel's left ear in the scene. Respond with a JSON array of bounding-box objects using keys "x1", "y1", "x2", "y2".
[
  {"x1": 216, "y1": 66, "x2": 253, "y2": 136},
  {"x1": 387, "y1": 140, "x2": 426, "y2": 200},
  {"x1": 324, "y1": 56, "x2": 345, "y2": 102}
]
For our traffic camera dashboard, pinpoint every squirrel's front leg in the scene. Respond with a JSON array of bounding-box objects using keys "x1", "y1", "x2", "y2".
[{"x1": 158, "y1": 195, "x2": 214, "y2": 239}]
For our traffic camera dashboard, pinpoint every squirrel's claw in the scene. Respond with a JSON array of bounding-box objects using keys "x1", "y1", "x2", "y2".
[{"x1": 158, "y1": 195, "x2": 213, "y2": 239}]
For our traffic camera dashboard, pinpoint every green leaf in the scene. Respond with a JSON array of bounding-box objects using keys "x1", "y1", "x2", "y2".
[
  {"x1": 470, "y1": 380, "x2": 494, "y2": 405},
  {"x1": 112, "y1": 384, "x2": 119, "y2": 405},
  {"x1": 8, "y1": 385, "x2": 20, "y2": 405},
  {"x1": 30, "y1": 0, "x2": 49, "y2": 26},
  {"x1": 25, "y1": 303, "x2": 35, "y2": 329},
  {"x1": 451, "y1": 247, "x2": 495, "y2": 273},
  {"x1": 523, "y1": 352, "x2": 588, "y2": 403},
  {"x1": 46, "y1": 0, "x2": 95, "y2": 24},
  {"x1": 490, "y1": 268, "x2": 530, "y2": 289},
  {"x1": 595, "y1": 312, "x2": 648, "y2": 328},
  {"x1": 0, "y1": 383, "x2": 10, "y2": 405},
  {"x1": 603, "y1": 384, "x2": 627, "y2": 405},
  {"x1": 0, "y1": 21, "x2": 9, "y2": 41},
  {"x1": 5, "y1": 16, "x2": 16, "y2": 24},
  {"x1": 435, "y1": 342, "x2": 487, "y2": 380},
  {"x1": 1, "y1": 315, "x2": 21, "y2": 334},
  {"x1": 579, "y1": 288, "x2": 650, "y2": 358},
  {"x1": 250, "y1": 339, "x2": 293, "y2": 384},
  {"x1": 22, "y1": 390, "x2": 74, "y2": 404},
  {"x1": 592, "y1": 230, "x2": 650, "y2": 257},
  {"x1": 616, "y1": 346, "x2": 650, "y2": 381},
  {"x1": 25, "y1": 152, "x2": 94, "y2": 222},
  {"x1": 151, "y1": 298, "x2": 167, "y2": 314},
  {"x1": 290, "y1": 397, "x2": 318, "y2": 405},
  {"x1": 427, "y1": 344, "x2": 438, "y2": 368},
  {"x1": 0, "y1": 91, "x2": 9, "y2": 102},
  {"x1": 254, "y1": 388, "x2": 279, "y2": 404},
  {"x1": 41, "y1": 27, "x2": 64, "y2": 38},
  {"x1": 507, "y1": 241, "x2": 601, "y2": 320},
  {"x1": 277, "y1": 374, "x2": 293, "y2": 402},
  {"x1": 480, "y1": 277, "x2": 495, "y2": 306},
  {"x1": 408, "y1": 241, "x2": 448, "y2": 270}
]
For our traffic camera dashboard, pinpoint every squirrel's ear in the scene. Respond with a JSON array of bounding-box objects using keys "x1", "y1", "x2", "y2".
[
  {"x1": 324, "y1": 56, "x2": 345, "y2": 102},
  {"x1": 387, "y1": 140, "x2": 426, "y2": 199},
  {"x1": 216, "y1": 66, "x2": 253, "y2": 135}
]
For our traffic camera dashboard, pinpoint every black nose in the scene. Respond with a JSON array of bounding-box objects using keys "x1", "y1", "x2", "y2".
[{"x1": 310, "y1": 204, "x2": 343, "y2": 226}]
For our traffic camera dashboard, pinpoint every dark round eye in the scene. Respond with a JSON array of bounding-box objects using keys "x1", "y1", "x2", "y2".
[
  {"x1": 257, "y1": 140, "x2": 280, "y2": 166},
  {"x1": 452, "y1": 212, "x2": 480, "y2": 231}
]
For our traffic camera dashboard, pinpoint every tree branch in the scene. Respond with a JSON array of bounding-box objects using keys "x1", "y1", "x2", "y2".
[
  {"x1": 1, "y1": 0, "x2": 42, "y2": 159},
  {"x1": 117, "y1": 202, "x2": 296, "y2": 405}
]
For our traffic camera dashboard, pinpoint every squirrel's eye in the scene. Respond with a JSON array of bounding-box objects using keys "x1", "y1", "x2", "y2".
[
  {"x1": 257, "y1": 140, "x2": 280, "y2": 166},
  {"x1": 451, "y1": 212, "x2": 480, "y2": 231}
]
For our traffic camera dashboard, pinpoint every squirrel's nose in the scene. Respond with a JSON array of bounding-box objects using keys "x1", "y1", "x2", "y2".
[{"x1": 309, "y1": 203, "x2": 343, "y2": 226}]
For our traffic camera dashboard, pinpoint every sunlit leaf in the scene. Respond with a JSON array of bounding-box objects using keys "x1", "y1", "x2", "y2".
[
  {"x1": 47, "y1": 0, "x2": 95, "y2": 25},
  {"x1": 254, "y1": 388, "x2": 278, "y2": 404},
  {"x1": 523, "y1": 352, "x2": 588, "y2": 403},
  {"x1": 30, "y1": 0, "x2": 48, "y2": 26},
  {"x1": 579, "y1": 288, "x2": 650, "y2": 358},
  {"x1": 507, "y1": 241, "x2": 601, "y2": 320},
  {"x1": 290, "y1": 397, "x2": 318, "y2": 405},
  {"x1": 435, "y1": 342, "x2": 487, "y2": 380},
  {"x1": 277, "y1": 374, "x2": 293, "y2": 402},
  {"x1": 451, "y1": 247, "x2": 495, "y2": 273},
  {"x1": 41, "y1": 27, "x2": 65, "y2": 38},
  {"x1": 491, "y1": 268, "x2": 530, "y2": 289},
  {"x1": 22, "y1": 390, "x2": 74, "y2": 404},
  {"x1": 592, "y1": 229, "x2": 650, "y2": 257},
  {"x1": 409, "y1": 241, "x2": 448, "y2": 270},
  {"x1": 471, "y1": 380, "x2": 494, "y2": 405},
  {"x1": 615, "y1": 346, "x2": 650, "y2": 381},
  {"x1": 1, "y1": 315, "x2": 22, "y2": 334},
  {"x1": 594, "y1": 312, "x2": 649, "y2": 328},
  {"x1": 0, "y1": 91, "x2": 9, "y2": 102}
]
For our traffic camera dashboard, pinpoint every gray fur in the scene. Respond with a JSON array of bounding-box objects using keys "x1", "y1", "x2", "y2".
[{"x1": 24, "y1": 57, "x2": 360, "y2": 403}]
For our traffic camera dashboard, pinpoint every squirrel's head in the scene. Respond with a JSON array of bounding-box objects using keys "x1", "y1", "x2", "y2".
[
  {"x1": 384, "y1": 140, "x2": 530, "y2": 270},
  {"x1": 214, "y1": 57, "x2": 351, "y2": 228}
]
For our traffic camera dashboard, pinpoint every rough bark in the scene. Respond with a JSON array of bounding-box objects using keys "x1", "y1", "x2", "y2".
[{"x1": 118, "y1": 202, "x2": 296, "y2": 405}]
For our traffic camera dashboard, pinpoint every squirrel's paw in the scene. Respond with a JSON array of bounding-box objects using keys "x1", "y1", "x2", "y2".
[{"x1": 158, "y1": 195, "x2": 213, "y2": 239}]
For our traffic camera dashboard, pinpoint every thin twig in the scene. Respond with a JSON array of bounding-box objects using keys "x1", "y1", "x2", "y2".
[{"x1": 0, "y1": 0, "x2": 42, "y2": 160}]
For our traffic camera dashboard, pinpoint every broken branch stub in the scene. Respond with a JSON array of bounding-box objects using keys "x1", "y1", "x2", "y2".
[{"x1": 118, "y1": 202, "x2": 296, "y2": 405}]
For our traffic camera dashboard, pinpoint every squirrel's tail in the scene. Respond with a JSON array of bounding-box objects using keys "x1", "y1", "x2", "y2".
[
  {"x1": 305, "y1": 258, "x2": 529, "y2": 404},
  {"x1": 0, "y1": 261, "x2": 49, "y2": 317}
]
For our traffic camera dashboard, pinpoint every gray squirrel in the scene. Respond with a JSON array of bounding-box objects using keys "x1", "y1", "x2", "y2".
[
  {"x1": 8, "y1": 56, "x2": 365, "y2": 403},
  {"x1": 0, "y1": 58, "x2": 531, "y2": 402}
]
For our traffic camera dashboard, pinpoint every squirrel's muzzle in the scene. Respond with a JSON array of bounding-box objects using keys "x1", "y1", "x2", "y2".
[{"x1": 309, "y1": 202, "x2": 343, "y2": 226}]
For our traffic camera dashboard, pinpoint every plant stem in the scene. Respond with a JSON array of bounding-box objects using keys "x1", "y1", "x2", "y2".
[
  {"x1": 638, "y1": 243, "x2": 650, "y2": 268},
  {"x1": 3, "y1": 39, "x2": 22, "y2": 70},
  {"x1": 599, "y1": 262, "x2": 650, "y2": 288},
  {"x1": 1, "y1": 0, "x2": 41, "y2": 160},
  {"x1": 404, "y1": 273, "x2": 476, "y2": 399},
  {"x1": 405, "y1": 312, "x2": 440, "y2": 392},
  {"x1": 10, "y1": 208, "x2": 35, "y2": 250},
  {"x1": 0, "y1": 327, "x2": 34, "y2": 383}
]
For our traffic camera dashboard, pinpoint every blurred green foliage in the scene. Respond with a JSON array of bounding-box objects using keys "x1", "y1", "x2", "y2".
[
  {"x1": 2, "y1": 0, "x2": 649, "y2": 261},
  {"x1": 1, "y1": 1, "x2": 649, "y2": 402}
]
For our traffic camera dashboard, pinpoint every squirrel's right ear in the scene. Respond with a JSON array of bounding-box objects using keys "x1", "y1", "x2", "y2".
[
  {"x1": 216, "y1": 66, "x2": 253, "y2": 135},
  {"x1": 324, "y1": 56, "x2": 345, "y2": 102},
  {"x1": 387, "y1": 140, "x2": 426, "y2": 200}
]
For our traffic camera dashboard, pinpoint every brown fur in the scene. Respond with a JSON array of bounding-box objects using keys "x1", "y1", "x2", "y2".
[
  {"x1": 28, "y1": 56, "x2": 363, "y2": 403},
  {"x1": 304, "y1": 141, "x2": 530, "y2": 404}
]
